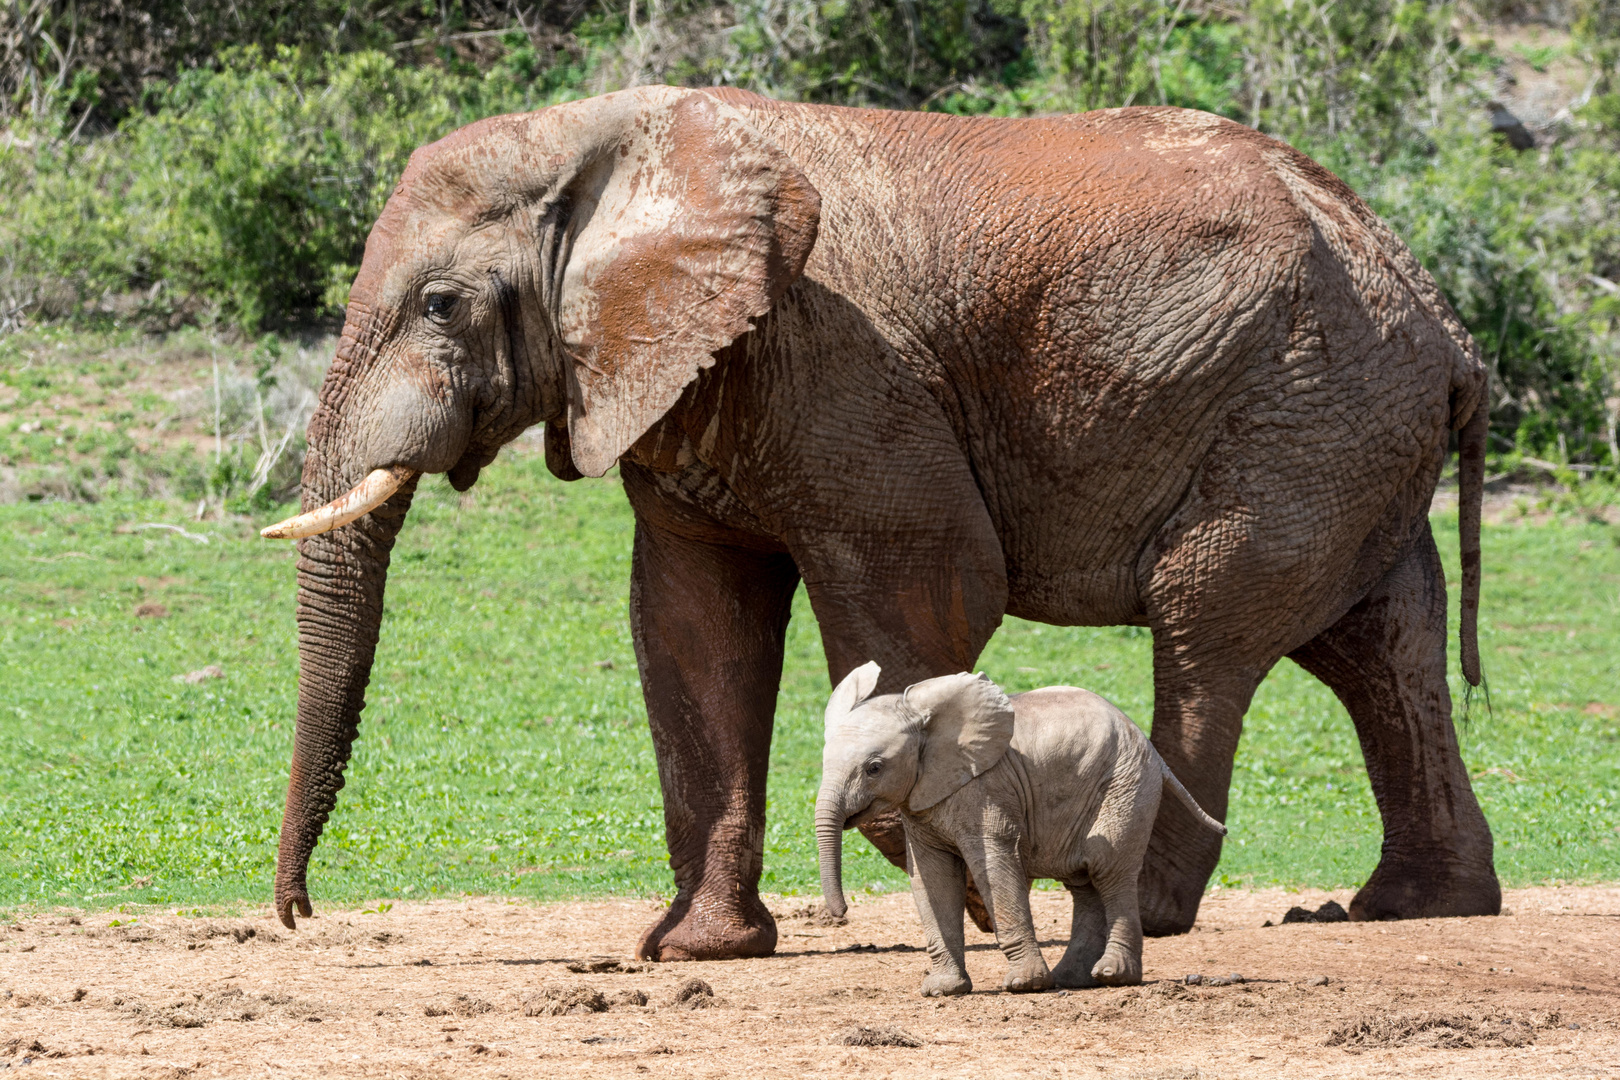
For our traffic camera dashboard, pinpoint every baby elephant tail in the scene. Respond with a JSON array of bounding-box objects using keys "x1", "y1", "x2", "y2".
[{"x1": 1159, "y1": 761, "x2": 1226, "y2": 836}]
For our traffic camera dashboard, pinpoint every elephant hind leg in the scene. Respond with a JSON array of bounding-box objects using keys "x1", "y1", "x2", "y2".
[
  {"x1": 1089, "y1": 865, "x2": 1145, "y2": 985},
  {"x1": 1052, "y1": 881, "x2": 1107, "y2": 988},
  {"x1": 1289, "y1": 520, "x2": 1500, "y2": 921}
]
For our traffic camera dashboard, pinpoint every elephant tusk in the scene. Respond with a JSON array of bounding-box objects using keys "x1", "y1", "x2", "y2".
[{"x1": 259, "y1": 465, "x2": 416, "y2": 540}]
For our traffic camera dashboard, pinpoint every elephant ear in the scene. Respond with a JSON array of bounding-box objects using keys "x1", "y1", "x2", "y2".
[
  {"x1": 906, "y1": 672, "x2": 1014, "y2": 812},
  {"x1": 825, "y1": 661, "x2": 882, "y2": 728},
  {"x1": 553, "y1": 87, "x2": 820, "y2": 477}
]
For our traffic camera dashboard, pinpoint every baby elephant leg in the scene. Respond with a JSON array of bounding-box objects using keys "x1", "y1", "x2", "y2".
[
  {"x1": 907, "y1": 841, "x2": 973, "y2": 997},
  {"x1": 1090, "y1": 868, "x2": 1145, "y2": 986},
  {"x1": 966, "y1": 840, "x2": 1052, "y2": 993},
  {"x1": 1052, "y1": 881, "x2": 1108, "y2": 989}
]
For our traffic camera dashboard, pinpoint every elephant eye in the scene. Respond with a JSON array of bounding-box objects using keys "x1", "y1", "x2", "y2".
[
  {"x1": 424, "y1": 293, "x2": 459, "y2": 323},
  {"x1": 864, "y1": 760, "x2": 883, "y2": 777}
]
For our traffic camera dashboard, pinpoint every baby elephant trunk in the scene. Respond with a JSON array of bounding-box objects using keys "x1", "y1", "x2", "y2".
[{"x1": 815, "y1": 787, "x2": 848, "y2": 919}]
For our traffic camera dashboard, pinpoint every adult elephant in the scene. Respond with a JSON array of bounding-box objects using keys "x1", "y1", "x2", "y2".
[{"x1": 262, "y1": 85, "x2": 1497, "y2": 960}]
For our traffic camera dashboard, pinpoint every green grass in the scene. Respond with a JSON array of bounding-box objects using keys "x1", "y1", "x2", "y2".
[{"x1": 2, "y1": 454, "x2": 1617, "y2": 917}]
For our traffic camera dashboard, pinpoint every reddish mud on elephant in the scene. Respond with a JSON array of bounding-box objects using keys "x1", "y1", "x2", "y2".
[{"x1": 260, "y1": 85, "x2": 1495, "y2": 960}]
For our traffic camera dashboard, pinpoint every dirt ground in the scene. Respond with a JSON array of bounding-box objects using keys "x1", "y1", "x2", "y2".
[{"x1": 1, "y1": 884, "x2": 1616, "y2": 1079}]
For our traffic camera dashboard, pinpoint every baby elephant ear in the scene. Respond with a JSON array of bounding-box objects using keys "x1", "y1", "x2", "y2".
[
  {"x1": 826, "y1": 661, "x2": 882, "y2": 728},
  {"x1": 906, "y1": 672, "x2": 1014, "y2": 812}
]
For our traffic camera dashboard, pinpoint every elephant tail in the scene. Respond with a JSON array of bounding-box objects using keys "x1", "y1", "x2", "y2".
[
  {"x1": 1458, "y1": 397, "x2": 1487, "y2": 688},
  {"x1": 1159, "y1": 760, "x2": 1226, "y2": 836}
]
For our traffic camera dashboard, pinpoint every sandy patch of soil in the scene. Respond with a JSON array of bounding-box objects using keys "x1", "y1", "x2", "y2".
[{"x1": 1, "y1": 885, "x2": 1615, "y2": 1078}]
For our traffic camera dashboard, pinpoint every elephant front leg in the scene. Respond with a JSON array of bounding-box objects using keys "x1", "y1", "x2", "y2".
[
  {"x1": 907, "y1": 838, "x2": 973, "y2": 997},
  {"x1": 628, "y1": 519, "x2": 800, "y2": 962},
  {"x1": 1136, "y1": 659, "x2": 1258, "y2": 936},
  {"x1": 857, "y1": 811, "x2": 996, "y2": 933},
  {"x1": 795, "y1": 501, "x2": 1009, "y2": 941},
  {"x1": 964, "y1": 839, "x2": 1051, "y2": 993}
]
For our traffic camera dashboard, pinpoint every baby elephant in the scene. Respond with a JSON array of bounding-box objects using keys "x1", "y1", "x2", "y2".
[{"x1": 816, "y1": 663, "x2": 1224, "y2": 996}]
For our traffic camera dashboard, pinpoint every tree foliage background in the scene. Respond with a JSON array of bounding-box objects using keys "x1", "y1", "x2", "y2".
[{"x1": 3, "y1": 0, "x2": 1620, "y2": 468}]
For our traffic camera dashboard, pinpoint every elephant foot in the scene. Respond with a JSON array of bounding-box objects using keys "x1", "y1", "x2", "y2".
[
  {"x1": 1139, "y1": 784, "x2": 1226, "y2": 936},
  {"x1": 635, "y1": 888, "x2": 777, "y2": 961},
  {"x1": 1137, "y1": 862, "x2": 1205, "y2": 937},
  {"x1": 1052, "y1": 955, "x2": 1100, "y2": 989},
  {"x1": 1003, "y1": 955, "x2": 1054, "y2": 993},
  {"x1": 1138, "y1": 839, "x2": 1217, "y2": 937},
  {"x1": 1349, "y1": 856, "x2": 1501, "y2": 922},
  {"x1": 1091, "y1": 943, "x2": 1142, "y2": 986},
  {"x1": 921, "y1": 968, "x2": 972, "y2": 997}
]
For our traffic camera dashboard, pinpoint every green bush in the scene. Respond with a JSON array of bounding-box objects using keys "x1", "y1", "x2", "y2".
[
  {"x1": 716, "y1": 0, "x2": 1030, "y2": 106},
  {"x1": 1340, "y1": 117, "x2": 1620, "y2": 464},
  {"x1": 1244, "y1": 0, "x2": 1461, "y2": 148},
  {"x1": 2, "y1": 43, "x2": 604, "y2": 329}
]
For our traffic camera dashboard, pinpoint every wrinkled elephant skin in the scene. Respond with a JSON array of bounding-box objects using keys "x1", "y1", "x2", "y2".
[{"x1": 269, "y1": 85, "x2": 1498, "y2": 957}]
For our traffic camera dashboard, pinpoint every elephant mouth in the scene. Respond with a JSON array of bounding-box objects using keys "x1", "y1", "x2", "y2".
[
  {"x1": 844, "y1": 803, "x2": 883, "y2": 830},
  {"x1": 446, "y1": 443, "x2": 500, "y2": 492}
]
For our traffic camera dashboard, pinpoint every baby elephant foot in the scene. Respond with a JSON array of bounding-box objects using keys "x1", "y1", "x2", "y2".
[
  {"x1": 1090, "y1": 943, "x2": 1143, "y2": 986},
  {"x1": 921, "y1": 968, "x2": 973, "y2": 997},
  {"x1": 1003, "y1": 956, "x2": 1054, "y2": 993}
]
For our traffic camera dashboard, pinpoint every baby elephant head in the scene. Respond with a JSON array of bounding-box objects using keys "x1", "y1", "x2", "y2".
[{"x1": 815, "y1": 662, "x2": 1014, "y2": 918}]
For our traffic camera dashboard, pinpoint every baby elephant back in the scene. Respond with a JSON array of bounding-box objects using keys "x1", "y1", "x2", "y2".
[
  {"x1": 1008, "y1": 685, "x2": 1152, "y2": 775},
  {"x1": 1007, "y1": 685, "x2": 1164, "y2": 855}
]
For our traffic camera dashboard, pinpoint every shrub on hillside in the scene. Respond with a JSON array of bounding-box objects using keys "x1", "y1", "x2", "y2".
[
  {"x1": 1, "y1": 43, "x2": 601, "y2": 330},
  {"x1": 1344, "y1": 117, "x2": 1620, "y2": 465}
]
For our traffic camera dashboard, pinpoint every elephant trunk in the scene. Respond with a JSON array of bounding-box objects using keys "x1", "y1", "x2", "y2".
[
  {"x1": 815, "y1": 785, "x2": 848, "y2": 920},
  {"x1": 273, "y1": 373, "x2": 417, "y2": 929}
]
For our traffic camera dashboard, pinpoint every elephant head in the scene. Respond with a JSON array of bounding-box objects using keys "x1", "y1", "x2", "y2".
[
  {"x1": 261, "y1": 86, "x2": 820, "y2": 929},
  {"x1": 816, "y1": 664, "x2": 1014, "y2": 918}
]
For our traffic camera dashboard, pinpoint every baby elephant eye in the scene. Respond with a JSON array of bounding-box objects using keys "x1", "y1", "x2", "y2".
[
  {"x1": 864, "y1": 760, "x2": 883, "y2": 777},
  {"x1": 424, "y1": 293, "x2": 459, "y2": 322}
]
